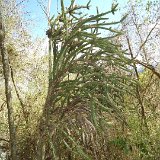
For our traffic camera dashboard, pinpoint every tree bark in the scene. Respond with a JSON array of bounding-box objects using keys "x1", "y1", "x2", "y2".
[{"x1": 0, "y1": 2, "x2": 17, "y2": 160}]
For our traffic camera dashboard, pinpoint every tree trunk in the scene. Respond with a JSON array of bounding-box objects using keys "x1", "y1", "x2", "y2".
[{"x1": 0, "y1": 2, "x2": 17, "y2": 160}]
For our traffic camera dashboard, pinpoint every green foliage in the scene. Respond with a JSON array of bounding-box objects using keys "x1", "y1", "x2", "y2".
[
  {"x1": 1, "y1": 0, "x2": 160, "y2": 160},
  {"x1": 109, "y1": 137, "x2": 131, "y2": 154},
  {"x1": 37, "y1": 0, "x2": 137, "y2": 159}
]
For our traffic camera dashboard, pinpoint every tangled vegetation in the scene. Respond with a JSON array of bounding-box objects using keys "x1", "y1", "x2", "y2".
[{"x1": 0, "y1": 0, "x2": 160, "y2": 160}]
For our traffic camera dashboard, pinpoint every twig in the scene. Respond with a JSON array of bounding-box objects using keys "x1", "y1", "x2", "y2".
[
  {"x1": 126, "y1": 36, "x2": 149, "y2": 135},
  {"x1": 126, "y1": 36, "x2": 139, "y2": 79},
  {"x1": 134, "y1": 59, "x2": 160, "y2": 79},
  {"x1": 37, "y1": 0, "x2": 50, "y2": 24},
  {"x1": 139, "y1": 20, "x2": 159, "y2": 50},
  {"x1": 0, "y1": 101, "x2": 6, "y2": 112}
]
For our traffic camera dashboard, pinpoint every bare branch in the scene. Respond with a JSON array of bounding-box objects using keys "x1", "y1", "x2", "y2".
[
  {"x1": 139, "y1": 20, "x2": 159, "y2": 50},
  {"x1": 134, "y1": 59, "x2": 160, "y2": 79}
]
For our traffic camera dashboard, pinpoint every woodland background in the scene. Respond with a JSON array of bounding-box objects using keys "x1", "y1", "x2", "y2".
[{"x1": 0, "y1": 0, "x2": 160, "y2": 159}]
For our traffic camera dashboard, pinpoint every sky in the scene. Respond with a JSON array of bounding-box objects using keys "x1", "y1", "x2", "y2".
[
  {"x1": 21, "y1": 0, "x2": 160, "y2": 66},
  {"x1": 23, "y1": 0, "x2": 128, "y2": 38}
]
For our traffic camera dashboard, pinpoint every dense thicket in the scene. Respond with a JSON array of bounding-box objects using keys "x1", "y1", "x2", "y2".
[{"x1": 0, "y1": 0, "x2": 160, "y2": 160}]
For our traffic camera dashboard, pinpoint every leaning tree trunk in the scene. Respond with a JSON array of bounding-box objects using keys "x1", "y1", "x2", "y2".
[{"x1": 0, "y1": 2, "x2": 17, "y2": 160}]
